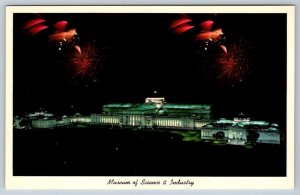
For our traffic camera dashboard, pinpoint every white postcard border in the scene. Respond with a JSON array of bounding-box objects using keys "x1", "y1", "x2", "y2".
[{"x1": 5, "y1": 5, "x2": 295, "y2": 189}]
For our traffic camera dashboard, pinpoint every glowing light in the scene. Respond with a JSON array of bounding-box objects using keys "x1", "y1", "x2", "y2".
[
  {"x1": 170, "y1": 16, "x2": 192, "y2": 29},
  {"x1": 68, "y1": 43, "x2": 99, "y2": 78},
  {"x1": 199, "y1": 20, "x2": 214, "y2": 31},
  {"x1": 48, "y1": 29, "x2": 77, "y2": 42},
  {"x1": 23, "y1": 16, "x2": 81, "y2": 57},
  {"x1": 170, "y1": 16, "x2": 226, "y2": 55},
  {"x1": 170, "y1": 15, "x2": 195, "y2": 35},
  {"x1": 26, "y1": 24, "x2": 48, "y2": 35},
  {"x1": 23, "y1": 18, "x2": 46, "y2": 30},
  {"x1": 173, "y1": 24, "x2": 195, "y2": 34},
  {"x1": 74, "y1": 45, "x2": 81, "y2": 55},
  {"x1": 53, "y1": 20, "x2": 68, "y2": 31},
  {"x1": 216, "y1": 42, "x2": 250, "y2": 85},
  {"x1": 195, "y1": 28, "x2": 223, "y2": 42},
  {"x1": 220, "y1": 45, "x2": 227, "y2": 54}
]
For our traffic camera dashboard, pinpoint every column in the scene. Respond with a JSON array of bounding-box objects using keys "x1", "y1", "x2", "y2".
[
  {"x1": 130, "y1": 116, "x2": 132, "y2": 126},
  {"x1": 133, "y1": 115, "x2": 135, "y2": 126}
]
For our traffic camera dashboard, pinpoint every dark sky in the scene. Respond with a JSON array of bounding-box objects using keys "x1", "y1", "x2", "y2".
[{"x1": 13, "y1": 13, "x2": 287, "y2": 124}]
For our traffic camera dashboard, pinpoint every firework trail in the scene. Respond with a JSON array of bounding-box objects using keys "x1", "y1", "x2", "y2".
[
  {"x1": 53, "y1": 20, "x2": 68, "y2": 31},
  {"x1": 170, "y1": 16, "x2": 227, "y2": 54},
  {"x1": 48, "y1": 29, "x2": 77, "y2": 43},
  {"x1": 170, "y1": 15, "x2": 254, "y2": 86},
  {"x1": 26, "y1": 24, "x2": 49, "y2": 35},
  {"x1": 23, "y1": 16, "x2": 81, "y2": 53},
  {"x1": 195, "y1": 28, "x2": 224, "y2": 42},
  {"x1": 73, "y1": 45, "x2": 81, "y2": 55},
  {"x1": 170, "y1": 15, "x2": 193, "y2": 29},
  {"x1": 23, "y1": 17, "x2": 48, "y2": 35},
  {"x1": 23, "y1": 18, "x2": 46, "y2": 29},
  {"x1": 220, "y1": 45, "x2": 227, "y2": 54},
  {"x1": 199, "y1": 20, "x2": 214, "y2": 31}
]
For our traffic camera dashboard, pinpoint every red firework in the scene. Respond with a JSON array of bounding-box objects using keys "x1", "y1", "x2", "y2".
[
  {"x1": 23, "y1": 18, "x2": 46, "y2": 29},
  {"x1": 216, "y1": 43, "x2": 250, "y2": 85},
  {"x1": 170, "y1": 15, "x2": 195, "y2": 35},
  {"x1": 170, "y1": 16, "x2": 227, "y2": 53},
  {"x1": 23, "y1": 17, "x2": 48, "y2": 35},
  {"x1": 199, "y1": 20, "x2": 214, "y2": 31},
  {"x1": 170, "y1": 16, "x2": 192, "y2": 29},
  {"x1": 26, "y1": 24, "x2": 48, "y2": 35},
  {"x1": 53, "y1": 20, "x2": 68, "y2": 31},
  {"x1": 195, "y1": 28, "x2": 223, "y2": 42},
  {"x1": 68, "y1": 44, "x2": 99, "y2": 79},
  {"x1": 48, "y1": 28, "x2": 77, "y2": 43},
  {"x1": 173, "y1": 24, "x2": 195, "y2": 34},
  {"x1": 23, "y1": 16, "x2": 81, "y2": 53},
  {"x1": 220, "y1": 45, "x2": 227, "y2": 54}
]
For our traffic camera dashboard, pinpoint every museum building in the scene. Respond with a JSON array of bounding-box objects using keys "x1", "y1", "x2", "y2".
[
  {"x1": 91, "y1": 97, "x2": 281, "y2": 145},
  {"x1": 91, "y1": 97, "x2": 212, "y2": 129},
  {"x1": 201, "y1": 117, "x2": 281, "y2": 145},
  {"x1": 14, "y1": 96, "x2": 282, "y2": 145}
]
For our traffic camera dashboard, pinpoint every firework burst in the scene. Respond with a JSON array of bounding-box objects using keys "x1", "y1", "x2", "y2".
[
  {"x1": 67, "y1": 43, "x2": 101, "y2": 83},
  {"x1": 196, "y1": 35, "x2": 253, "y2": 87},
  {"x1": 218, "y1": 43, "x2": 249, "y2": 82},
  {"x1": 23, "y1": 16, "x2": 81, "y2": 53},
  {"x1": 170, "y1": 16, "x2": 227, "y2": 55},
  {"x1": 213, "y1": 40, "x2": 253, "y2": 86},
  {"x1": 23, "y1": 17, "x2": 48, "y2": 35}
]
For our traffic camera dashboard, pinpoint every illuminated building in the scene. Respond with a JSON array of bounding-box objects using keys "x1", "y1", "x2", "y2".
[
  {"x1": 32, "y1": 118, "x2": 57, "y2": 129},
  {"x1": 91, "y1": 97, "x2": 212, "y2": 129},
  {"x1": 201, "y1": 117, "x2": 281, "y2": 145},
  {"x1": 14, "y1": 97, "x2": 281, "y2": 145},
  {"x1": 27, "y1": 111, "x2": 56, "y2": 129}
]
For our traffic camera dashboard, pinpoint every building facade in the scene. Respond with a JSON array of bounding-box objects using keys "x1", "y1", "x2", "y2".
[
  {"x1": 14, "y1": 98, "x2": 282, "y2": 145},
  {"x1": 91, "y1": 97, "x2": 212, "y2": 129},
  {"x1": 201, "y1": 117, "x2": 281, "y2": 145}
]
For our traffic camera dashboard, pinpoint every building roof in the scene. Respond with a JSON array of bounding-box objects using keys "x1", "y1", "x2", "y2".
[
  {"x1": 101, "y1": 101, "x2": 212, "y2": 116},
  {"x1": 133, "y1": 103, "x2": 158, "y2": 110},
  {"x1": 102, "y1": 102, "x2": 211, "y2": 111},
  {"x1": 102, "y1": 103, "x2": 134, "y2": 108},
  {"x1": 163, "y1": 103, "x2": 211, "y2": 109},
  {"x1": 249, "y1": 121, "x2": 269, "y2": 125},
  {"x1": 216, "y1": 119, "x2": 233, "y2": 124}
]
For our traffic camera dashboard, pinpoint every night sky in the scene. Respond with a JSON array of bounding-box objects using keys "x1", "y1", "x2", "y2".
[{"x1": 13, "y1": 13, "x2": 287, "y2": 125}]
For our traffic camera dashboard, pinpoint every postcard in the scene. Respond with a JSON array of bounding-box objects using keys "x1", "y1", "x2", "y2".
[{"x1": 5, "y1": 5, "x2": 295, "y2": 189}]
